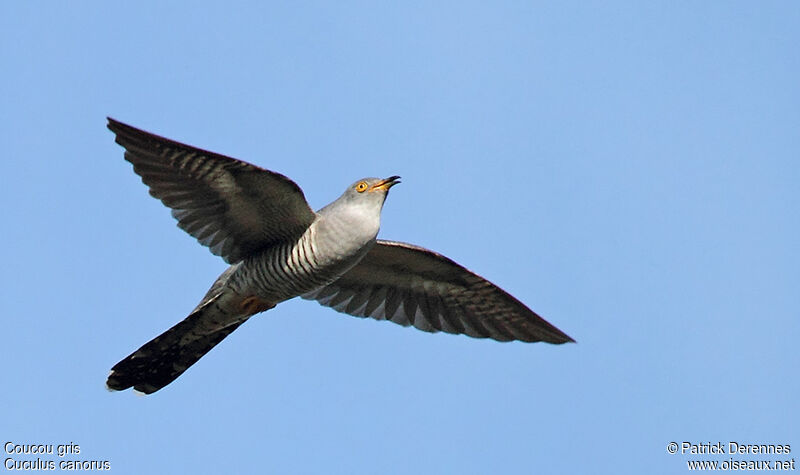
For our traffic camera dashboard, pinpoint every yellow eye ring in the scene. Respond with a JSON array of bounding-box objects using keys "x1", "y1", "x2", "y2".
[{"x1": 356, "y1": 181, "x2": 368, "y2": 193}]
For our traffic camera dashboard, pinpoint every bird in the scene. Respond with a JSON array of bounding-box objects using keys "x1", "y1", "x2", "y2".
[{"x1": 105, "y1": 118, "x2": 575, "y2": 394}]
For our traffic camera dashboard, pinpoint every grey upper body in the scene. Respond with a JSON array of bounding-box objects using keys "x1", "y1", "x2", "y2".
[{"x1": 106, "y1": 118, "x2": 574, "y2": 394}]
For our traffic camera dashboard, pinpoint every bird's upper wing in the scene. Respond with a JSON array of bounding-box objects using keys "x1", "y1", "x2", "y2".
[
  {"x1": 108, "y1": 118, "x2": 316, "y2": 263},
  {"x1": 302, "y1": 240, "x2": 574, "y2": 343}
]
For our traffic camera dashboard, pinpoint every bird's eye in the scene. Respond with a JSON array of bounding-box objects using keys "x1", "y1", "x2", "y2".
[{"x1": 356, "y1": 181, "x2": 368, "y2": 193}]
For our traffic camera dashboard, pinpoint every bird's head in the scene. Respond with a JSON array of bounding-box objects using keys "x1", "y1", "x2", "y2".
[
  {"x1": 342, "y1": 175, "x2": 401, "y2": 206},
  {"x1": 316, "y1": 175, "x2": 401, "y2": 236},
  {"x1": 318, "y1": 176, "x2": 401, "y2": 232}
]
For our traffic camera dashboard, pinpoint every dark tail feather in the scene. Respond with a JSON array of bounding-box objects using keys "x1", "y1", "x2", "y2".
[{"x1": 106, "y1": 310, "x2": 248, "y2": 394}]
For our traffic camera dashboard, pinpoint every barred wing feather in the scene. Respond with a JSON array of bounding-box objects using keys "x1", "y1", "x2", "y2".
[
  {"x1": 303, "y1": 240, "x2": 575, "y2": 344},
  {"x1": 107, "y1": 118, "x2": 316, "y2": 264}
]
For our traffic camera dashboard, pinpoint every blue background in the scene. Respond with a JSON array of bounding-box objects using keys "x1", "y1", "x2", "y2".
[{"x1": 1, "y1": 2, "x2": 797, "y2": 473}]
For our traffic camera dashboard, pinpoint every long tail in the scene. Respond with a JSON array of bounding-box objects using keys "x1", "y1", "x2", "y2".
[{"x1": 106, "y1": 296, "x2": 250, "y2": 394}]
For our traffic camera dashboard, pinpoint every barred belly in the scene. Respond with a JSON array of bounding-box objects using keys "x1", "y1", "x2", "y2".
[{"x1": 230, "y1": 225, "x2": 369, "y2": 305}]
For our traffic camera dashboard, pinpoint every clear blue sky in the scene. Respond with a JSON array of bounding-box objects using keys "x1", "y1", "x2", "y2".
[{"x1": 1, "y1": 2, "x2": 797, "y2": 474}]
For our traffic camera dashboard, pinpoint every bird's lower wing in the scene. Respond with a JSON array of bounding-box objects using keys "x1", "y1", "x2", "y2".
[{"x1": 302, "y1": 240, "x2": 574, "y2": 344}]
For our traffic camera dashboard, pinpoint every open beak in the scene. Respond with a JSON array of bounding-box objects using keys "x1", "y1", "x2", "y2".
[{"x1": 369, "y1": 175, "x2": 401, "y2": 192}]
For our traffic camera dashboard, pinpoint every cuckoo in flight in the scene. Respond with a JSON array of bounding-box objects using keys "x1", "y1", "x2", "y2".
[{"x1": 106, "y1": 118, "x2": 574, "y2": 394}]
